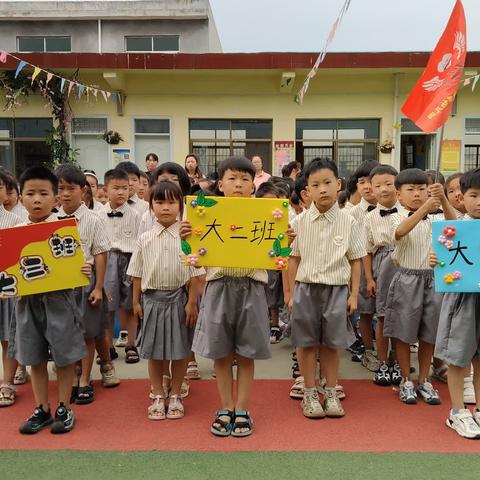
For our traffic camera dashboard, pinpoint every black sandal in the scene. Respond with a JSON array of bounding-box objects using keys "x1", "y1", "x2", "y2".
[
  {"x1": 70, "y1": 386, "x2": 78, "y2": 404},
  {"x1": 125, "y1": 346, "x2": 140, "y2": 364},
  {"x1": 231, "y1": 410, "x2": 253, "y2": 437},
  {"x1": 76, "y1": 384, "x2": 95, "y2": 405},
  {"x1": 210, "y1": 409, "x2": 234, "y2": 437}
]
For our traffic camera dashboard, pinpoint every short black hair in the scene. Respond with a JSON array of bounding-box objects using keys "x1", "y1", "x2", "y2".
[
  {"x1": 217, "y1": 156, "x2": 255, "y2": 181},
  {"x1": 153, "y1": 162, "x2": 191, "y2": 196},
  {"x1": 146, "y1": 152, "x2": 158, "y2": 162},
  {"x1": 294, "y1": 175, "x2": 308, "y2": 199},
  {"x1": 338, "y1": 190, "x2": 348, "y2": 208},
  {"x1": 369, "y1": 164, "x2": 398, "y2": 181},
  {"x1": 104, "y1": 168, "x2": 129, "y2": 185},
  {"x1": 304, "y1": 157, "x2": 338, "y2": 180},
  {"x1": 0, "y1": 168, "x2": 11, "y2": 188},
  {"x1": 269, "y1": 176, "x2": 294, "y2": 196},
  {"x1": 84, "y1": 169, "x2": 99, "y2": 187},
  {"x1": 149, "y1": 180, "x2": 184, "y2": 218},
  {"x1": 139, "y1": 171, "x2": 149, "y2": 180},
  {"x1": 460, "y1": 168, "x2": 480, "y2": 194},
  {"x1": 345, "y1": 175, "x2": 357, "y2": 198},
  {"x1": 425, "y1": 169, "x2": 445, "y2": 186},
  {"x1": 2, "y1": 171, "x2": 19, "y2": 194},
  {"x1": 394, "y1": 168, "x2": 429, "y2": 189},
  {"x1": 255, "y1": 182, "x2": 280, "y2": 198},
  {"x1": 55, "y1": 164, "x2": 87, "y2": 188},
  {"x1": 445, "y1": 172, "x2": 463, "y2": 191},
  {"x1": 354, "y1": 160, "x2": 380, "y2": 181},
  {"x1": 19, "y1": 166, "x2": 58, "y2": 194},
  {"x1": 290, "y1": 190, "x2": 301, "y2": 206},
  {"x1": 116, "y1": 161, "x2": 141, "y2": 179},
  {"x1": 281, "y1": 161, "x2": 301, "y2": 178}
]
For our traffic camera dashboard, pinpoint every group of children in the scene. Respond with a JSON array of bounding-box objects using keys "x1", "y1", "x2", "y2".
[{"x1": 0, "y1": 153, "x2": 480, "y2": 440}]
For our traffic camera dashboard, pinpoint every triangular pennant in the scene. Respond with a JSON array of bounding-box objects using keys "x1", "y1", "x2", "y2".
[
  {"x1": 92, "y1": 88, "x2": 98, "y2": 98},
  {"x1": 472, "y1": 75, "x2": 480, "y2": 92},
  {"x1": 67, "y1": 81, "x2": 75, "y2": 97},
  {"x1": 0, "y1": 51, "x2": 7, "y2": 63},
  {"x1": 60, "y1": 78, "x2": 66, "y2": 92},
  {"x1": 77, "y1": 84, "x2": 85, "y2": 98},
  {"x1": 14, "y1": 60, "x2": 27, "y2": 79},
  {"x1": 101, "y1": 90, "x2": 108, "y2": 102},
  {"x1": 46, "y1": 72, "x2": 54, "y2": 85},
  {"x1": 464, "y1": 78, "x2": 471, "y2": 87},
  {"x1": 106, "y1": 91, "x2": 112, "y2": 100},
  {"x1": 31, "y1": 66, "x2": 42, "y2": 84}
]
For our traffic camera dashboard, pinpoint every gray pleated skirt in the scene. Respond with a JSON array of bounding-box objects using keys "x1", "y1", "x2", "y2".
[
  {"x1": 265, "y1": 270, "x2": 284, "y2": 309},
  {"x1": 0, "y1": 298, "x2": 15, "y2": 342},
  {"x1": 139, "y1": 288, "x2": 193, "y2": 361}
]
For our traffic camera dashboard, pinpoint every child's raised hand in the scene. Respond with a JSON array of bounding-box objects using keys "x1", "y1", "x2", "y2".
[
  {"x1": 80, "y1": 263, "x2": 92, "y2": 279},
  {"x1": 180, "y1": 220, "x2": 192, "y2": 240},
  {"x1": 347, "y1": 294, "x2": 357, "y2": 315},
  {"x1": 185, "y1": 301, "x2": 198, "y2": 328},
  {"x1": 425, "y1": 196, "x2": 441, "y2": 213},
  {"x1": 286, "y1": 224, "x2": 296, "y2": 246},
  {"x1": 88, "y1": 287, "x2": 103, "y2": 306},
  {"x1": 133, "y1": 302, "x2": 143, "y2": 320},
  {"x1": 429, "y1": 183, "x2": 446, "y2": 201},
  {"x1": 429, "y1": 250, "x2": 439, "y2": 268}
]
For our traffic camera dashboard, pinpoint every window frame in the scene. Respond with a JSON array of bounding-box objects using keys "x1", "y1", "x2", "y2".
[
  {"x1": 124, "y1": 35, "x2": 180, "y2": 53},
  {"x1": 131, "y1": 116, "x2": 173, "y2": 166},
  {"x1": 17, "y1": 36, "x2": 71, "y2": 53}
]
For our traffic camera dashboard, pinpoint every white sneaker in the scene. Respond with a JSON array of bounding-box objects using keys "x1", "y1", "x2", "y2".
[
  {"x1": 323, "y1": 387, "x2": 345, "y2": 417},
  {"x1": 473, "y1": 409, "x2": 480, "y2": 427},
  {"x1": 446, "y1": 409, "x2": 480, "y2": 439},
  {"x1": 115, "y1": 331, "x2": 128, "y2": 347},
  {"x1": 361, "y1": 349, "x2": 381, "y2": 372},
  {"x1": 464, "y1": 376, "x2": 476, "y2": 405},
  {"x1": 301, "y1": 389, "x2": 325, "y2": 418}
]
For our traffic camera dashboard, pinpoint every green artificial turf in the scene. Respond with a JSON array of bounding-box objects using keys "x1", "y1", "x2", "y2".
[{"x1": 3, "y1": 451, "x2": 480, "y2": 480}]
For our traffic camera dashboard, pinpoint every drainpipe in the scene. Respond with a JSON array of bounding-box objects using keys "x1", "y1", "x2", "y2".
[
  {"x1": 392, "y1": 72, "x2": 400, "y2": 170},
  {"x1": 98, "y1": 19, "x2": 102, "y2": 53}
]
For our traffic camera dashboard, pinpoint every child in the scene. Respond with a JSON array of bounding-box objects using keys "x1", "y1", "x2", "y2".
[
  {"x1": 185, "y1": 156, "x2": 271, "y2": 437},
  {"x1": 2, "y1": 171, "x2": 28, "y2": 220},
  {"x1": 128, "y1": 181, "x2": 203, "y2": 420},
  {"x1": 445, "y1": 172, "x2": 466, "y2": 218},
  {"x1": 9, "y1": 166, "x2": 89, "y2": 434},
  {"x1": 348, "y1": 160, "x2": 380, "y2": 373},
  {"x1": 84, "y1": 170, "x2": 105, "y2": 213},
  {"x1": 435, "y1": 168, "x2": 480, "y2": 438},
  {"x1": 383, "y1": 168, "x2": 455, "y2": 405},
  {"x1": 289, "y1": 158, "x2": 365, "y2": 418},
  {"x1": 363, "y1": 165, "x2": 402, "y2": 386},
  {"x1": 99, "y1": 169, "x2": 140, "y2": 363},
  {"x1": 0, "y1": 169, "x2": 22, "y2": 407},
  {"x1": 115, "y1": 161, "x2": 149, "y2": 215},
  {"x1": 96, "y1": 184, "x2": 108, "y2": 205},
  {"x1": 138, "y1": 171, "x2": 150, "y2": 200},
  {"x1": 55, "y1": 165, "x2": 120, "y2": 404},
  {"x1": 344, "y1": 175, "x2": 361, "y2": 211}
]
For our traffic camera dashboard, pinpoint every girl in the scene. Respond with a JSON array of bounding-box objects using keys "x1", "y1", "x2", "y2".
[
  {"x1": 128, "y1": 182, "x2": 203, "y2": 420},
  {"x1": 184, "y1": 154, "x2": 204, "y2": 185}
]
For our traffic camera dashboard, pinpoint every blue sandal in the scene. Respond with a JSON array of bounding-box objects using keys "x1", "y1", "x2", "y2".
[
  {"x1": 211, "y1": 410, "x2": 234, "y2": 437},
  {"x1": 231, "y1": 410, "x2": 254, "y2": 437}
]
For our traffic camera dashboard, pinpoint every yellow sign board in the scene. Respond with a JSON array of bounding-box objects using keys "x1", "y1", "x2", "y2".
[
  {"x1": 0, "y1": 219, "x2": 89, "y2": 297},
  {"x1": 184, "y1": 194, "x2": 291, "y2": 270},
  {"x1": 440, "y1": 140, "x2": 461, "y2": 174}
]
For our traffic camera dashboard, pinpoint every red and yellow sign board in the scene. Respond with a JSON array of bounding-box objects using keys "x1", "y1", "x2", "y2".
[{"x1": 0, "y1": 219, "x2": 89, "y2": 297}]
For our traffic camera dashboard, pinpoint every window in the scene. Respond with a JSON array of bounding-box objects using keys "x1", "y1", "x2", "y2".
[
  {"x1": 189, "y1": 119, "x2": 273, "y2": 174},
  {"x1": 134, "y1": 118, "x2": 171, "y2": 166},
  {"x1": 464, "y1": 118, "x2": 480, "y2": 171},
  {"x1": 296, "y1": 119, "x2": 380, "y2": 178},
  {"x1": 125, "y1": 36, "x2": 179, "y2": 52},
  {"x1": 18, "y1": 36, "x2": 71, "y2": 53}
]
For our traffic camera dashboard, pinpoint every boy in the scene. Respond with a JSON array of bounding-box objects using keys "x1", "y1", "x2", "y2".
[
  {"x1": 344, "y1": 175, "x2": 361, "y2": 211},
  {"x1": 348, "y1": 160, "x2": 380, "y2": 372},
  {"x1": 186, "y1": 156, "x2": 271, "y2": 437},
  {"x1": 445, "y1": 172, "x2": 466, "y2": 218},
  {"x1": 435, "y1": 168, "x2": 480, "y2": 438},
  {"x1": 55, "y1": 165, "x2": 120, "y2": 403},
  {"x1": 99, "y1": 169, "x2": 140, "y2": 363},
  {"x1": 364, "y1": 165, "x2": 401, "y2": 386},
  {"x1": 115, "y1": 161, "x2": 149, "y2": 215},
  {"x1": 10, "y1": 166, "x2": 89, "y2": 433},
  {"x1": 138, "y1": 171, "x2": 150, "y2": 201},
  {"x1": 384, "y1": 168, "x2": 455, "y2": 405},
  {"x1": 289, "y1": 158, "x2": 365, "y2": 418},
  {"x1": 0, "y1": 169, "x2": 22, "y2": 407},
  {"x1": 2, "y1": 171, "x2": 28, "y2": 220}
]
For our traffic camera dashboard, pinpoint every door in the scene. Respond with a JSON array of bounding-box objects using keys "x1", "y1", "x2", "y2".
[
  {"x1": 400, "y1": 134, "x2": 434, "y2": 171},
  {"x1": 14, "y1": 141, "x2": 51, "y2": 178},
  {"x1": 73, "y1": 136, "x2": 110, "y2": 182}
]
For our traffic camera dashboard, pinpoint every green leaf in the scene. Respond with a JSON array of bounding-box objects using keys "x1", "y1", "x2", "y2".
[
  {"x1": 280, "y1": 247, "x2": 292, "y2": 257},
  {"x1": 273, "y1": 239, "x2": 281, "y2": 255},
  {"x1": 196, "y1": 191, "x2": 206, "y2": 207},
  {"x1": 203, "y1": 198, "x2": 218, "y2": 207},
  {"x1": 181, "y1": 240, "x2": 191, "y2": 255}
]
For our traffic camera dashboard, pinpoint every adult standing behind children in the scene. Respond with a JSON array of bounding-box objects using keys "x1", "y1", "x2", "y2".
[
  {"x1": 184, "y1": 154, "x2": 205, "y2": 186},
  {"x1": 145, "y1": 153, "x2": 159, "y2": 180},
  {"x1": 252, "y1": 155, "x2": 271, "y2": 191}
]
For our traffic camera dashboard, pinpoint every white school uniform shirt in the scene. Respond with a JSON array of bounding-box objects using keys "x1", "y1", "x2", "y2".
[
  {"x1": 57, "y1": 203, "x2": 111, "y2": 264},
  {"x1": 9, "y1": 202, "x2": 28, "y2": 221},
  {"x1": 92, "y1": 199, "x2": 105, "y2": 215},
  {"x1": 364, "y1": 201, "x2": 402, "y2": 254},
  {"x1": 128, "y1": 193, "x2": 149, "y2": 215},
  {"x1": 343, "y1": 201, "x2": 355, "y2": 212},
  {"x1": 291, "y1": 202, "x2": 366, "y2": 286},
  {"x1": 127, "y1": 222, "x2": 205, "y2": 291},
  {"x1": 98, "y1": 202, "x2": 140, "y2": 253},
  {"x1": 0, "y1": 204, "x2": 22, "y2": 229},
  {"x1": 139, "y1": 209, "x2": 156, "y2": 236}
]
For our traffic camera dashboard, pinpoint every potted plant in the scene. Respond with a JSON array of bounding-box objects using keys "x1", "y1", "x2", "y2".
[
  {"x1": 103, "y1": 130, "x2": 123, "y2": 145},
  {"x1": 378, "y1": 138, "x2": 395, "y2": 154}
]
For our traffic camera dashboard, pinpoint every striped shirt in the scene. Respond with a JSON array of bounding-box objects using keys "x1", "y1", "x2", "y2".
[
  {"x1": 291, "y1": 202, "x2": 366, "y2": 285},
  {"x1": 57, "y1": 203, "x2": 111, "y2": 264},
  {"x1": 9, "y1": 202, "x2": 28, "y2": 220},
  {"x1": 98, "y1": 202, "x2": 140, "y2": 253},
  {"x1": 139, "y1": 209, "x2": 156, "y2": 236},
  {"x1": 127, "y1": 222, "x2": 205, "y2": 291},
  {"x1": 92, "y1": 199, "x2": 105, "y2": 215},
  {"x1": 0, "y1": 205, "x2": 22, "y2": 229},
  {"x1": 343, "y1": 201, "x2": 355, "y2": 212},
  {"x1": 348, "y1": 198, "x2": 377, "y2": 225},
  {"x1": 128, "y1": 193, "x2": 149, "y2": 215},
  {"x1": 364, "y1": 201, "x2": 402, "y2": 253}
]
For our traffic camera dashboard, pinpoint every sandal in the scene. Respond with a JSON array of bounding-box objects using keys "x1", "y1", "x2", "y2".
[
  {"x1": 0, "y1": 384, "x2": 16, "y2": 407},
  {"x1": 148, "y1": 395, "x2": 166, "y2": 420},
  {"x1": 211, "y1": 409, "x2": 234, "y2": 437},
  {"x1": 231, "y1": 410, "x2": 254, "y2": 437},
  {"x1": 432, "y1": 363, "x2": 448, "y2": 383},
  {"x1": 180, "y1": 379, "x2": 190, "y2": 399},
  {"x1": 70, "y1": 385, "x2": 79, "y2": 404},
  {"x1": 76, "y1": 384, "x2": 95, "y2": 405},
  {"x1": 186, "y1": 361, "x2": 201, "y2": 380},
  {"x1": 13, "y1": 367, "x2": 29, "y2": 385},
  {"x1": 289, "y1": 376, "x2": 305, "y2": 399},
  {"x1": 166, "y1": 394, "x2": 184, "y2": 419},
  {"x1": 125, "y1": 346, "x2": 140, "y2": 364}
]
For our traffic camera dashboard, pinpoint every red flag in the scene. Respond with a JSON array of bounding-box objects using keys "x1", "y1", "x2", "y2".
[{"x1": 401, "y1": 0, "x2": 466, "y2": 133}]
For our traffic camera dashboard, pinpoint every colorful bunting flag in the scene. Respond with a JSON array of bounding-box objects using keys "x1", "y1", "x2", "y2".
[
  {"x1": 67, "y1": 81, "x2": 75, "y2": 97},
  {"x1": 46, "y1": 72, "x2": 53, "y2": 86},
  {"x1": 0, "y1": 51, "x2": 7, "y2": 63},
  {"x1": 77, "y1": 84, "x2": 85, "y2": 98},
  {"x1": 31, "y1": 66, "x2": 42, "y2": 84},
  {"x1": 14, "y1": 60, "x2": 27, "y2": 79},
  {"x1": 60, "y1": 78, "x2": 66, "y2": 92}
]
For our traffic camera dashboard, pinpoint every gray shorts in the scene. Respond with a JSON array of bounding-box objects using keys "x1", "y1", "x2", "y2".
[
  {"x1": 265, "y1": 270, "x2": 284, "y2": 309},
  {"x1": 105, "y1": 250, "x2": 132, "y2": 312},
  {"x1": 358, "y1": 265, "x2": 375, "y2": 315},
  {"x1": 192, "y1": 277, "x2": 271, "y2": 360},
  {"x1": 139, "y1": 288, "x2": 193, "y2": 361},
  {"x1": 435, "y1": 293, "x2": 480, "y2": 368},
  {"x1": 373, "y1": 246, "x2": 397, "y2": 317},
  {"x1": 384, "y1": 268, "x2": 442, "y2": 345},
  {"x1": 9, "y1": 290, "x2": 86, "y2": 367},
  {"x1": 291, "y1": 282, "x2": 355, "y2": 350},
  {"x1": 0, "y1": 298, "x2": 15, "y2": 342},
  {"x1": 74, "y1": 270, "x2": 108, "y2": 339}
]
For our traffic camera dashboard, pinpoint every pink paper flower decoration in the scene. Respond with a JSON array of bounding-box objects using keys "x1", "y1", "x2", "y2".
[{"x1": 272, "y1": 208, "x2": 284, "y2": 220}]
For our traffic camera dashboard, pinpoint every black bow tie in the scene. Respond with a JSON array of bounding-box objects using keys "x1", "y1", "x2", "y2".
[
  {"x1": 57, "y1": 214, "x2": 76, "y2": 220},
  {"x1": 408, "y1": 211, "x2": 428, "y2": 220},
  {"x1": 367, "y1": 205, "x2": 376, "y2": 212},
  {"x1": 127, "y1": 199, "x2": 134, "y2": 205},
  {"x1": 430, "y1": 209, "x2": 443, "y2": 215},
  {"x1": 51, "y1": 207, "x2": 59, "y2": 213},
  {"x1": 379, "y1": 208, "x2": 398, "y2": 217},
  {"x1": 107, "y1": 211, "x2": 123, "y2": 218}
]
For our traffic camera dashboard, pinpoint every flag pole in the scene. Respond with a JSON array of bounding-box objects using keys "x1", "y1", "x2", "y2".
[{"x1": 435, "y1": 124, "x2": 445, "y2": 183}]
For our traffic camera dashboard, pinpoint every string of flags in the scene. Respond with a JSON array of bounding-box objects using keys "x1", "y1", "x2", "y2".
[
  {"x1": 294, "y1": 0, "x2": 351, "y2": 104},
  {"x1": 0, "y1": 50, "x2": 118, "y2": 102},
  {"x1": 462, "y1": 73, "x2": 480, "y2": 92}
]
